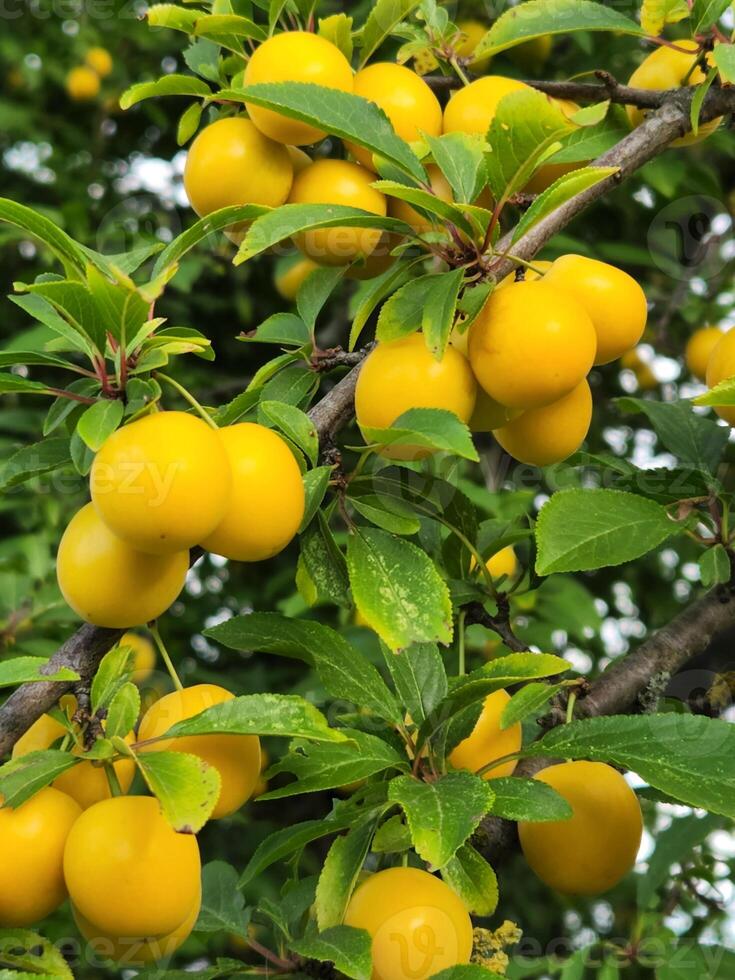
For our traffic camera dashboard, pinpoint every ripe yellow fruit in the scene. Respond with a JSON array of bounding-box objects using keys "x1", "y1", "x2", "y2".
[
  {"x1": 344, "y1": 867, "x2": 473, "y2": 980},
  {"x1": 201, "y1": 423, "x2": 305, "y2": 562},
  {"x1": 90, "y1": 411, "x2": 232, "y2": 555},
  {"x1": 12, "y1": 706, "x2": 135, "y2": 811},
  {"x1": 543, "y1": 254, "x2": 648, "y2": 365},
  {"x1": 486, "y1": 545, "x2": 518, "y2": 580},
  {"x1": 138, "y1": 684, "x2": 261, "y2": 820},
  {"x1": 288, "y1": 159, "x2": 387, "y2": 265},
  {"x1": 0, "y1": 787, "x2": 81, "y2": 927},
  {"x1": 627, "y1": 42, "x2": 721, "y2": 146},
  {"x1": 354, "y1": 333, "x2": 477, "y2": 459},
  {"x1": 85, "y1": 47, "x2": 113, "y2": 78},
  {"x1": 495, "y1": 379, "x2": 593, "y2": 467},
  {"x1": 120, "y1": 631, "x2": 157, "y2": 684},
  {"x1": 456, "y1": 20, "x2": 491, "y2": 73},
  {"x1": 635, "y1": 363, "x2": 659, "y2": 391},
  {"x1": 56, "y1": 504, "x2": 189, "y2": 628},
  {"x1": 74, "y1": 897, "x2": 199, "y2": 966},
  {"x1": 66, "y1": 66, "x2": 100, "y2": 101},
  {"x1": 519, "y1": 761, "x2": 643, "y2": 895},
  {"x1": 449, "y1": 690, "x2": 521, "y2": 780},
  {"x1": 64, "y1": 796, "x2": 201, "y2": 938},
  {"x1": 468, "y1": 280, "x2": 596, "y2": 409},
  {"x1": 685, "y1": 326, "x2": 722, "y2": 382},
  {"x1": 184, "y1": 117, "x2": 293, "y2": 218},
  {"x1": 705, "y1": 326, "x2": 735, "y2": 424},
  {"x1": 498, "y1": 261, "x2": 552, "y2": 288},
  {"x1": 244, "y1": 31, "x2": 353, "y2": 144},
  {"x1": 345, "y1": 232, "x2": 398, "y2": 279},
  {"x1": 346, "y1": 63, "x2": 442, "y2": 169},
  {"x1": 443, "y1": 76, "x2": 529, "y2": 136},
  {"x1": 275, "y1": 256, "x2": 319, "y2": 300}
]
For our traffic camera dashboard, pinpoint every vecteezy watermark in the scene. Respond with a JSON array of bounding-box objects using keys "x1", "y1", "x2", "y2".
[
  {"x1": 1, "y1": 0, "x2": 144, "y2": 20},
  {"x1": 648, "y1": 195, "x2": 732, "y2": 282},
  {"x1": 89, "y1": 460, "x2": 182, "y2": 508}
]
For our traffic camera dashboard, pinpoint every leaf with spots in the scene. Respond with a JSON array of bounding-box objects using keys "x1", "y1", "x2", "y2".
[{"x1": 347, "y1": 527, "x2": 453, "y2": 651}]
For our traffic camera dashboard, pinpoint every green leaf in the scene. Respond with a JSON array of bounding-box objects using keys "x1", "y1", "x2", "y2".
[
  {"x1": 0, "y1": 439, "x2": 71, "y2": 490},
  {"x1": 376, "y1": 275, "x2": 435, "y2": 342},
  {"x1": 388, "y1": 771, "x2": 495, "y2": 867},
  {"x1": 227, "y1": 83, "x2": 425, "y2": 180},
  {"x1": 196, "y1": 861, "x2": 251, "y2": 937},
  {"x1": 348, "y1": 257, "x2": 418, "y2": 350},
  {"x1": 177, "y1": 100, "x2": 203, "y2": 145},
  {"x1": 533, "y1": 714, "x2": 735, "y2": 818},
  {"x1": 104, "y1": 683, "x2": 140, "y2": 740},
  {"x1": 690, "y1": 65, "x2": 718, "y2": 137},
  {"x1": 360, "y1": 407, "x2": 478, "y2": 462},
  {"x1": 0, "y1": 198, "x2": 87, "y2": 276},
  {"x1": 535, "y1": 489, "x2": 677, "y2": 575},
  {"x1": 319, "y1": 14, "x2": 354, "y2": 62},
  {"x1": 292, "y1": 928, "x2": 371, "y2": 980},
  {"x1": 146, "y1": 3, "x2": 200, "y2": 32},
  {"x1": 699, "y1": 542, "x2": 732, "y2": 590},
  {"x1": 193, "y1": 13, "x2": 266, "y2": 42},
  {"x1": 0, "y1": 750, "x2": 80, "y2": 808},
  {"x1": 712, "y1": 42, "x2": 735, "y2": 84},
  {"x1": 91, "y1": 641, "x2": 134, "y2": 714},
  {"x1": 637, "y1": 812, "x2": 722, "y2": 909},
  {"x1": 618, "y1": 397, "x2": 728, "y2": 474},
  {"x1": 236, "y1": 204, "x2": 407, "y2": 264},
  {"x1": 205, "y1": 614, "x2": 401, "y2": 723},
  {"x1": 241, "y1": 809, "x2": 361, "y2": 886},
  {"x1": 120, "y1": 73, "x2": 212, "y2": 110},
  {"x1": 656, "y1": 942, "x2": 735, "y2": 979},
  {"x1": 300, "y1": 514, "x2": 352, "y2": 606},
  {"x1": 299, "y1": 466, "x2": 332, "y2": 534},
  {"x1": 372, "y1": 814, "x2": 411, "y2": 853},
  {"x1": 316, "y1": 819, "x2": 378, "y2": 929},
  {"x1": 473, "y1": 0, "x2": 644, "y2": 61},
  {"x1": 0, "y1": 350, "x2": 77, "y2": 371},
  {"x1": 0, "y1": 929, "x2": 73, "y2": 979},
  {"x1": 422, "y1": 269, "x2": 465, "y2": 359},
  {"x1": 691, "y1": 0, "x2": 731, "y2": 34},
  {"x1": 382, "y1": 642, "x2": 448, "y2": 726},
  {"x1": 485, "y1": 89, "x2": 574, "y2": 201},
  {"x1": 151, "y1": 205, "x2": 270, "y2": 277},
  {"x1": 0, "y1": 373, "x2": 52, "y2": 396},
  {"x1": 75, "y1": 399, "x2": 124, "y2": 452},
  {"x1": 374, "y1": 181, "x2": 475, "y2": 239},
  {"x1": 640, "y1": 0, "x2": 690, "y2": 35},
  {"x1": 262, "y1": 730, "x2": 407, "y2": 799},
  {"x1": 357, "y1": 0, "x2": 423, "y2": 67},
  {"x1": 424, "y1": 133, "x2": 488, "y2": 205},
  {"x1": 438, "y1": 653, "x2": 570, "y2": 719},
  {"x1": 25, "y1": 280, "x2": 107, "y2": 353},
  {"x1": 260, "y1": 400, "x2": 318, "y2": 467},
  {"x1": 489, "y1": 776, "x2": 573, "y2": 822},
  {"x1": 442, "y1": 844, "x2": 499, "y2": 916},
  {"x1": 158, "y1": 692, "x2": 349, "y2": 744},
  {"x1": 350, "y1": 494, "x2": 422, "y2": 535},
  {"x1": 501, "y1": 682, "x2": 565, "y2": 730},
  {"x1": 0, "y1": 657, "x2": 78, "y2": 688},
  {"x1": 134, "y1": 750, "x2": 221, "y2": 834},
  {"x1": 347, "y1": 526, "x2": 453, "y2": 651},
  {"x1": 214, "y1": 388, "x2": 260, "y2": 427},
  {"x1": 512, "y1": 167, "x2": 618, "y2": 243},
  {"x1": 430, "y1": 969, "x2": 505, "y2": 980},
  {"x1": 297, "y1": 265, "x2": 345, "y2": 332}
]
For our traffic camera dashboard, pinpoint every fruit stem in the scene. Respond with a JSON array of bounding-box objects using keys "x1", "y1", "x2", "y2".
[
  {"x1": 565, "y1": 691, "x2": 577, "y2": 725},
  {"x1": 155, "y1": 372, "x2": 218, "y2": 430},
  {"x1": 149, "y1": 623, "x2": 184, "y2": 692},
  {"x1": 476, "y1": 750, "x2": 524, "y2": 779},
  {"x1": 104, "y1": 762, "x2": 123, "y2": 797},
  {"x1": 449, "y1": 56, "x2": 471, "y2": 87}
]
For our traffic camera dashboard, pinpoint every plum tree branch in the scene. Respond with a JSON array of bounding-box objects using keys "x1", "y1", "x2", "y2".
[{"x1": 1, "y1": 82, "x2": 734, "y2": 764}]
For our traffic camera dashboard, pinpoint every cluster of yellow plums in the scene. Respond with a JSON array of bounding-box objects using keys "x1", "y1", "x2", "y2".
[
  {"x1": 2, "y1": 626, "x2": 263, "y2": 964},
  {"x1": 355, "y1": 253, "x2": 647, "y2": 466},
  {"x1": 55, "y1": 411, "x2": 305, "y2": 628},
  {"x1": 1, "y1": 675, "x2": 642, "y2": 974},
  {"x1": 65, "y1": 47, "x2": 112, "y2": 102}
]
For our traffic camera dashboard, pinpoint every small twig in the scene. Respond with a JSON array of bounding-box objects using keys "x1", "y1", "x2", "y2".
[{"x1": 464, "y1": 597, "x2": 529, "y2": 653}]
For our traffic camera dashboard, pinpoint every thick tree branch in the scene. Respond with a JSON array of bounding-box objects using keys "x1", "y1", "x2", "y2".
[{"x1": 475, "y1": 582, "x2": 735, "y2": 863}]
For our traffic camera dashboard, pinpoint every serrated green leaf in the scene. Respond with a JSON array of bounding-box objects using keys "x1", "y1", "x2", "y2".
[
  {"x1": 347, "y1": 526, "x2": 453, "y2": 651},
  {"x1": 120, "y1": 73, "x2": 212, "y2": 110},
  {"x1": 490, "y1": 776, "x2": 573, "y2": 822},
  {"x1": 535, "y1": 489, "x2": 677, "y2": 575},
  {"x1": 75, "y1": 399, "x2": 124, "y2": 452},
  {"x1": 260, "y1": 400, "x2": 318, "y2": 466},
  {"x1": 389, "y1": 771, "x2": 495, "y2": 867},
  {"x1": 197, "y1": 861, "x2": 251, "y2": 937},
  {"x1": 360, "y1": 407, "x2": 478, "y2": 462},
  {"x1": 151, "y1": 205, "x2": 270, "y2": 278},
  {"x1": 422, "y1": 269, "x2": 464, "y2": 359},
  {"x1": 134, "y1": 750, "x2": 221, "y2": 833},
  {"x1": 0, "y1": 657, "x2": 78, "y2": 688},
  {"x1": 0, "y1": 930, "x2": 73, "y2": 979},
  {"x1": 357, "y1": 0, "x2": 423, "y2": 66},
  {"x1": 512, "y1": 167, "x2": 618, "y2": 244},
  {"x1": 0, "y1": 750, "x2": 80, "y2": 808},
  {"x1": 316, "y1": 818, "x2": 378, "y2": 929},
  {"x1": 699, "y1": 544, "x2": 731, "y2": 588},
  {"x1": 0, "y1": 438, "x2": 72, "y2": 490},
  {"x1": 0, "y1": 199, "x2": 87, "y2": 277},
  {"x1": 291, "y1": 926, "x2": 372, "y2": 980},
  {"x1": 442, "y1": 844, "x2": 499, "y2": 916},
  {"x1": 501, "y1": 682, "x2": 565, "y2": 730}
]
